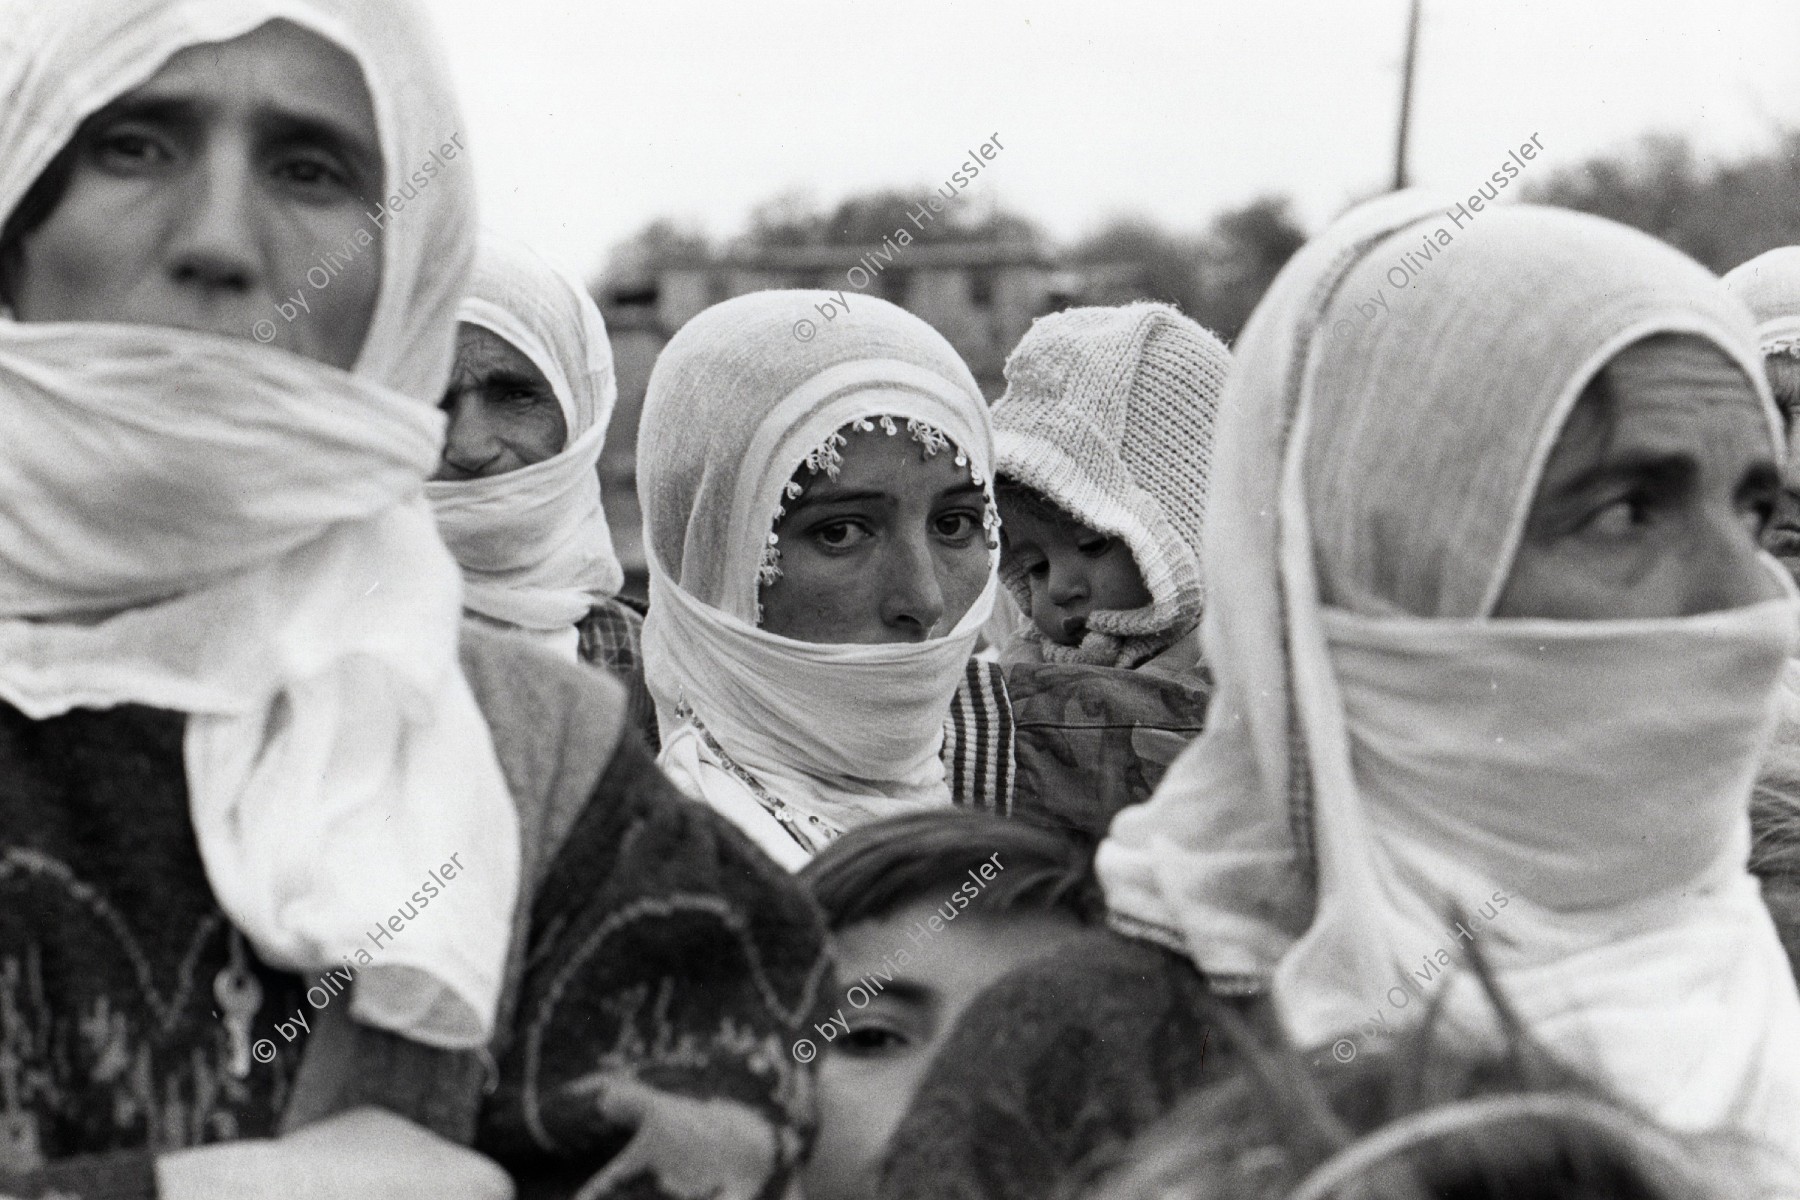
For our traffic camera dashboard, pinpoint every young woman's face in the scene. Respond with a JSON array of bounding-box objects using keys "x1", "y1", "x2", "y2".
[
  {"x1": 759, "y1": 427, "x2": 993, "y2": 644},
  {"x1": 801, "y1": 903, "x2": 1082, "y2": 1200},
  {"x1": 8, "y1": 21, "x2": 382, "y2": 370},
  {"x1": 433, "y1": 323, "x2": 568, "y2": 480},
  {"x1": 1494, "y1": 337, "x2": 1783, "y2": 620}
]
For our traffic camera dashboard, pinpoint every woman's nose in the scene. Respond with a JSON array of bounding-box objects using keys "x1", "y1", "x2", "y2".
[
  {"x1": 442, "y1": 393, "x2": 502, "y2": 472},
  {"x1": 164, "y1": 144, "x2": 260, "y2": 297},
  {"x1": 879, "y1": 531, "x2": 948, "y2": 638}
]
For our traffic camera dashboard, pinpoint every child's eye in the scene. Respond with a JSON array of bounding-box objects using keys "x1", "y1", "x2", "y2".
[{"x1": 1077, "y1": 535, "x2": 1115, "y2": 558}]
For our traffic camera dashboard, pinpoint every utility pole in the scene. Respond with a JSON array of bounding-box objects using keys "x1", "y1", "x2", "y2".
[{"x1": 1393, "y1": 0, "x2": 1422, "y2": 190}]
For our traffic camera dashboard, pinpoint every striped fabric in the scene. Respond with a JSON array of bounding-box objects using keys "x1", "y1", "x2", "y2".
[{"x1": 943, "y1": 658, "x2": 1015, "y2": 816}]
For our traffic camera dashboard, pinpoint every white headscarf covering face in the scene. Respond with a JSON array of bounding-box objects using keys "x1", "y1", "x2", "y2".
[
  {"x1": 426, "y1": 234, "x2": 624, "y2": 657},
  {"x1": 1098, "y1": 193, "x2": 1800, "y2": 1148},
  {"x1": 0, "y1": 0, "x2": 518, "y2": 1049},
  {"x1": 639, "y1": 291, "x2": 997, "y2": 865}
]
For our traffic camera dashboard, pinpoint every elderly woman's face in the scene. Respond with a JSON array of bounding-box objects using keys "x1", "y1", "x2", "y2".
[
  {"x1": 8, "y1": 21, "x2": 382, "y2": 369},
  {"x1": 1494, "y1": 337, "x2": 1783, "y2": 620},
  {"x1": 759, "y1": 427, "x2": 992, "y2": 644},
  {"x1": 433, "y1": 323, "x2": 568, "y2": 480}
]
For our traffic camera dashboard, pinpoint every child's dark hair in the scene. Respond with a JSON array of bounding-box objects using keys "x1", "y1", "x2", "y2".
[{"x1": 799, "y1": 809, "x2": 1104, "y2": 931}]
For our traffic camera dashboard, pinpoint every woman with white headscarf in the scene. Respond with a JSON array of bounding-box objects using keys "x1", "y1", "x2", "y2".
[
  {"x1": 427, "y1": 234, "x2": 655, "y2": 741},
  {"x1": 877, "y1": 196, "x2": 1800, "y2": 1198},
  {"x1": 638, "y1": 290, "x2": 1000, "y2": 869},
  {"x1": 0, "y1": 3, "x2": 825, "y2": 1197}
]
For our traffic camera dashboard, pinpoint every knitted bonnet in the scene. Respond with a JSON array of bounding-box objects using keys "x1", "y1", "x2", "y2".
[{"x1": 992, "y1": 302, "x2": 1230, "y2": 666}]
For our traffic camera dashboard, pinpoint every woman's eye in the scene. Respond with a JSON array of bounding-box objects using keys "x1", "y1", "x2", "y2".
[
  {"x1": 813, "y1": 520, "x2": 872, "y2": 550},
  {"x1": 933, "y1": 512, "x2": 980, "y2": 542},
  {"x1": 1025, "y1": 559, "x2": 1049, "y2": 579},
  {"x1": 842, "y1": 1025, "x2": 910, "y2": 1054},
  {"x1": 273, "y1": 152, "x2": 356, "y2": 199},
  {"x1": 1585, "y1": 497, "x2": 1646, "y2": 539},
  {"x1": 91, "y1": 128, "x2": 172, "y2": 172}
]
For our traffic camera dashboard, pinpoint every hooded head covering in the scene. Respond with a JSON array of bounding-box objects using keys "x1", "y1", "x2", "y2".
[
  {"x1": 1724, "y1": 247, "x2": 1800, "y2": 360},
  {"x1": 0, "y1": 0, "x2": 518, "y2": 1049},
  {"x1": 992, "y1": 301, "x2": 1229, "y2": 668},
  {"x1": 639, "y1": 290, "x2": 997, "y2": 867},
  {"x1": 426, "y1": 234, "x2": 624, "y2": 659},
  {"x1": 1096, "y1": 193, "x2": 1800, "y2": 1146}
]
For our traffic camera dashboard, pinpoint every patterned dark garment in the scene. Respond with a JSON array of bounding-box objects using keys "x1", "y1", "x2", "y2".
[
  {"x1": 0, "y1": 702, "x2": 306, "y2": 1198},
  {"x1": 0, "y1": 627, "x2": 830, "y2": 1200},
  {"x1": 474, "y1": 737, "x2": 832, "y2": 1200}
]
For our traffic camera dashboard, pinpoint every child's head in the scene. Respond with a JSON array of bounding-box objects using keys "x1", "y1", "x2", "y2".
[
  {"x1": 797, "y1": 811, "x2": 1100, "y2": 1200},
  {"x1": 991, "y1": 302, "x2": 1230, "y2": 668}
]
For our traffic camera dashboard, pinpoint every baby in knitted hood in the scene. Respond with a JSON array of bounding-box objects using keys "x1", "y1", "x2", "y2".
[{"x1": 992, "y1": 302, "x2": 1230, "y2": 672}]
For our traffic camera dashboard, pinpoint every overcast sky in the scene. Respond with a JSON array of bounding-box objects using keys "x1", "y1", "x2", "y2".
[{"x1": 425, "y1": 0, "x2": 1800, "y2": 284}]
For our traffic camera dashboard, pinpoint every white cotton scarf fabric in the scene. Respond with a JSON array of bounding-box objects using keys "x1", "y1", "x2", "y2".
[
  {"x1": 639, "y1": 291, "x2": 996, "y2": 868},
  {"x1": 1096, "y1": 192, "x2": 1800, "y2": 1148},
  {"x1": 426, "y1": 234, "x2": 624, "y2": 661},
  {"x1": 0, "y1": 0, "x2": 518, "y2": 1049},
  {"x1": 1725, "y1": 246, "x2": 1800, "y2": 358}
]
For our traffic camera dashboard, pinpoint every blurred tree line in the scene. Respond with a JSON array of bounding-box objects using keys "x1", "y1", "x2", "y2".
[
  {"x1": 603, "y1": 128, "x2": 1800, "y2": 345},
  {"x1": 1524, "y1": 129, "x2": 1800, "y2": 272}
]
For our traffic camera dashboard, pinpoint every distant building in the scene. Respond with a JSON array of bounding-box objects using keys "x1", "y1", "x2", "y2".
[{"x1": 596, "y1": 242, "x2": 1109, "y2": 597}]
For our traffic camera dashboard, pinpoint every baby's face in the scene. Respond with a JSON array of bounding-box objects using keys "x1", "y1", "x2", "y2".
[
  {"x1": 800, "y1": 901, "x2": 1082, "y2": 1200},
  {"x1": 997, "y1": 494, "x2": 1152, "y2": 644}
]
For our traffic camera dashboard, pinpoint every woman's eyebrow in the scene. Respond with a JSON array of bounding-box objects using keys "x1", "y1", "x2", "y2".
[
  {"x1": 936, "y1": 482, "x2": 987, "y2": 502},
  {"x1": 783, "y1": 487, "x2": 892, "y2": 514},
  {"x1": 1557, "y1": 452, "x2": 1694, "y2": 500},
  {"x1": 254, "y1": 109, "x2": 381, "y2": 179},
  {"x1": 83, "y1": 94, "x2": 197, "y2": 131}
]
